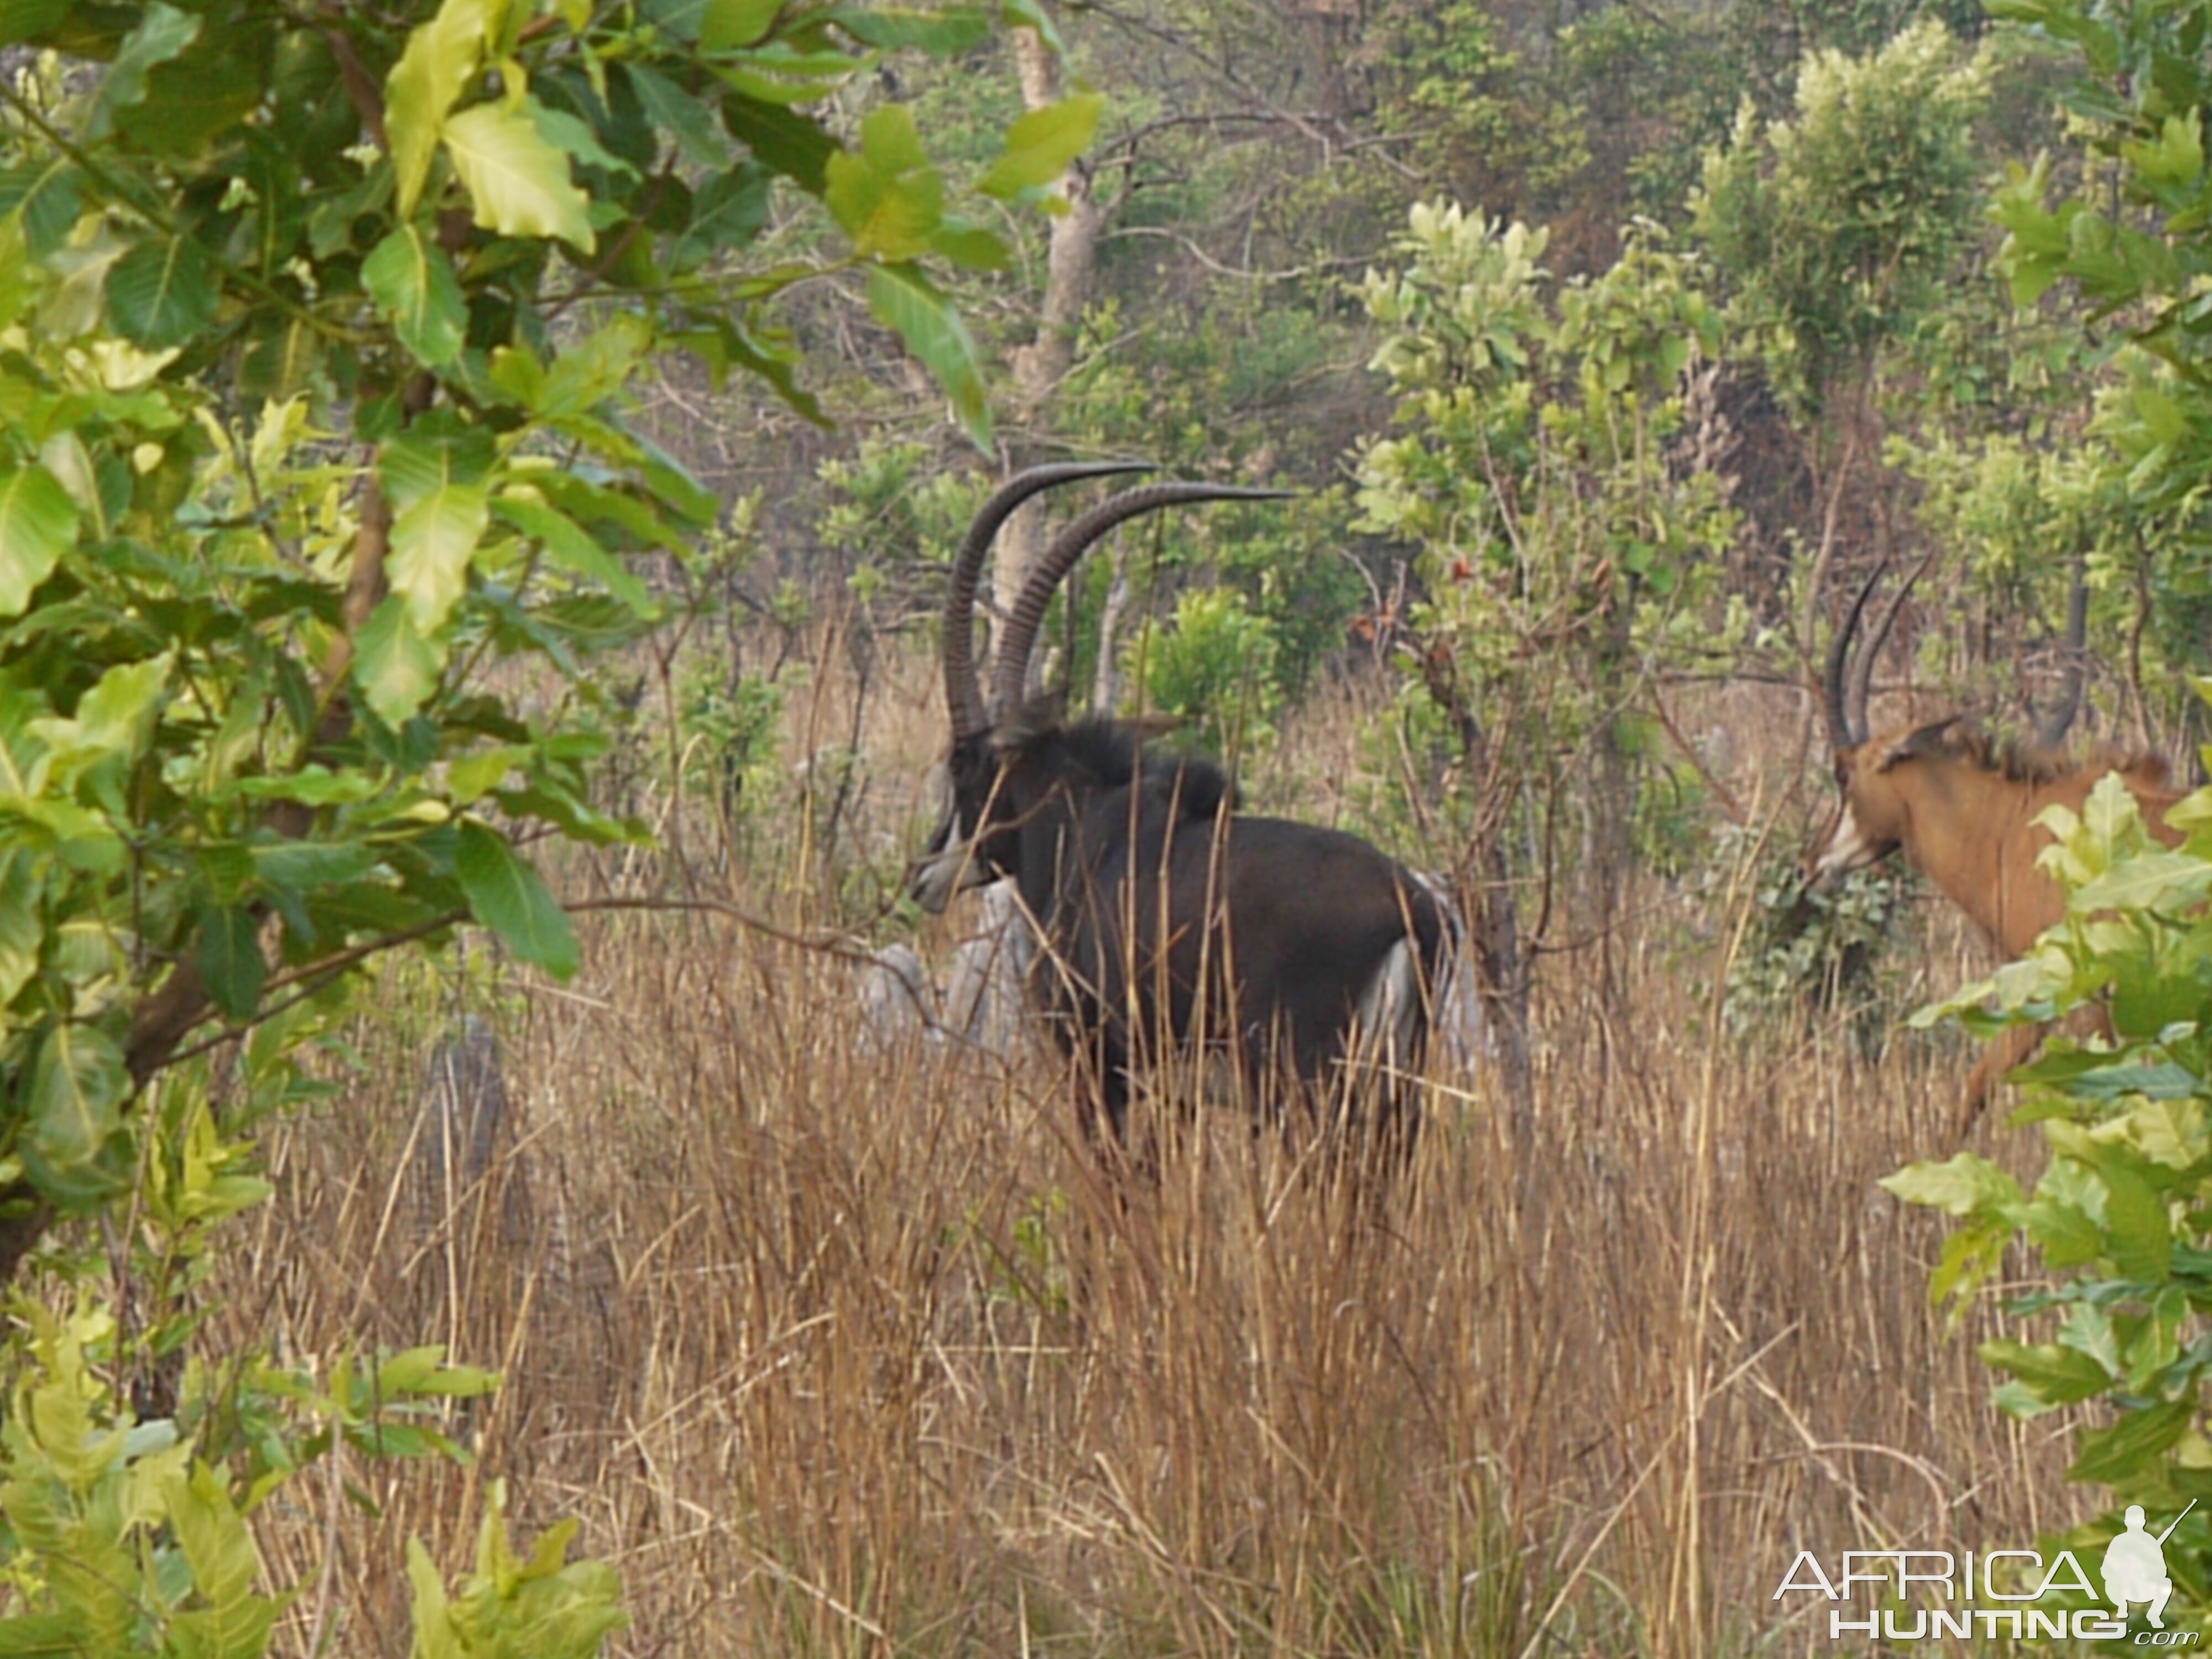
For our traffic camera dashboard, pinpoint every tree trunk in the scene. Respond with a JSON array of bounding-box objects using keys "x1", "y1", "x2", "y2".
[
  {"x1": 993, "y1": 15, "x2": 1110, "y2": 700},
  {"x1": 1090, "y1": 541, "x2": 1131, "y2": 712}
]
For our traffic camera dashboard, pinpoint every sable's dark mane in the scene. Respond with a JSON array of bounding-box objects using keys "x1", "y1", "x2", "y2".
[
  {"x1": 1011, "y1": 709, "x2": 1236, "y2": 818},
  {"x1": 1908, "y1": 718, "x2": 2169, "y2": 790}
]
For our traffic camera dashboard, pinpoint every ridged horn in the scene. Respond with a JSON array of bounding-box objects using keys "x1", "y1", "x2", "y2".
[
  {"x1": 1823, "y1": 557, "x2": 1890, "y2": 752},
  {"x1": 1846, "y1": 552, "x2": 1929, "y2": 744},
  {"x1": 2033, "y1": 552, "x2": 2090, "y2": 748},
  {"x1": 941, "y1": 462, "x2": 1152, "y2": 742},
  {"x1": 989, "y1": 483, "x2": 1296, "y2": 719}
]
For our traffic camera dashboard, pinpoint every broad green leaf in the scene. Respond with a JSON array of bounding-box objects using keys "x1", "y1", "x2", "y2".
[
  {"x1": 106, "y1": 232, "x2": 219, "y2": 349},
  {"x1": 825, "y1": 5, "x2": 993, "y2": 53},
  {"x1": 492, "y1": 493, "x2": 655, "y2": 614},
  {"x1": 364, "y1": 225, "x2": 467, "y2": 368},
  {"x1": 33, "y1": 653, "x2": 171, "y2": 763},
  {"x1": 1978, "y1": 1339, "x2": 2110, "y2": 1405},
  {"x1": 0, "y1": 0, "x2": 71, "y2": 48},
  {"x1": 0, "y1": 156, "x2": 83, "y2": 258},
  {"x1": 353, "y1": 596, "x2": 445, "y2": 725},
  {"x1": 383, "y1": 436, "x2": 492, "y2": 634},
  {"x1": 442, "y1": 101, "x2": 596, "y2": 252},
  {"x1": 622, "y1": 63, "x2": 731, "y2": 168},
  {"x1": 0, "y1": 848, "x2": 38, "y2": 1008},
  {"x1": 868, "y1": 263, "x2": 989, "y2": 451},
  {"x1": 825, "y1": 105, "x2": 942, "y2": 258},
  {"x1": 116, "y1": 25, "x2": 264, "y2": 160},
  {"x1": 0, "y1": 463, "x2": 79, "y2": 617},
  {"x1": 978, "y1": 91, "x2": 1102, "y2": 200},
  {"x1": 533, "y1": 103, "x2": 638, "y2": 179},
  {"x1": 163, "y1": 1465, "x2": 267, "y2": 1622},
  {"x1": 24, "y1": 1022, "x2": 128, "y2": 1201},
  {"x1": 2069, "y1": 1398, "x2": 2194, "y2": 1484},
  {"x1": 386, "y1": 0, "x2": 497, "y2": 217},
  {"x1": 2100, "y1": 1156, "x2": 2172, "y2": 1281},
  {"x1": 87, "y1": 1, "x2": 199, "y2": 137},
  {"x1": 930, "y1": 222, "x2": 1010, "y2": 271},
  {"x1": 1877, "y1": 1152, "x2": 2021, "y2": 1218},
  {"x1": 670, "y1": 166, "x2": 770, "y2": 269},
  {"x1": 198, "y1": 906, "x2": 264, "y2": 1022},
  {"x1": 455, "y1": 818, "x2": 578, "y2": 978},
  {"x1": 702, "y1": 0, "x2": 782, "y2": 50},
  {"x1": 722, "y1": 96, "x2": 837, "y2": 194},
  {"x1": 2073, "y1": 849, "x2": 2212, "y2": 914}
]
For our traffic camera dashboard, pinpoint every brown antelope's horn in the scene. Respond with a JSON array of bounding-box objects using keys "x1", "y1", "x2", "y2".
[
  {"x1": 2034, "y1": 552, "x2": 2090, "y2": 747},
  {"x1": 989, "y1": 483, "x2": 1297, "y2": 719},
  {"x1": 1823, "y1": 557, "x2": 1890, "y2": 751},
  {"x1": 1848, "y1": 551, "x2": 1930, "y2": 743},
  {"x1": 942, "y1": 462, "x2": 1152, "y2": 742}
]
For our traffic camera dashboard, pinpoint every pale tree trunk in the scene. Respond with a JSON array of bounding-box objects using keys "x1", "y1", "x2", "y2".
[
  {"x1": 992, "y1": 17, "x2": 1109, "y2": 700},
  {"x1": 1090, "y1": 541, "x2": 1130, "y2": 711}
]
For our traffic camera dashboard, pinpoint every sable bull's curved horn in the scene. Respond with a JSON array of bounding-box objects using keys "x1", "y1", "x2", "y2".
[
  {"x1": 2034, "y1": 551, "x2": 2090, "y2": 748},
  {"x1": 942, "y1": 462, "x2": 1151, "y2": 742},
  {"x1": 1848, "y1": 552, "x2": 1930, "y2": 745},
  {"x1": 990, "y1": 483, "x2": 1297, "y2": 719},
  {"x1": 1823, "y1": 557, "x2": 1890, "y2": 752}
]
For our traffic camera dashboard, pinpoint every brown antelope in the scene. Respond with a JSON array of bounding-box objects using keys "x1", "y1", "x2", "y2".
[{"x1": 1803, "y1": 562, "x2": 2182, "y2": 1133}]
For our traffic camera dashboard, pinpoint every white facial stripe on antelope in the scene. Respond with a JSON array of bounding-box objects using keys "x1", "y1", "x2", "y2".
[{"x1": 1811, "y1": 801, "x2": 1881, "y2": 884}]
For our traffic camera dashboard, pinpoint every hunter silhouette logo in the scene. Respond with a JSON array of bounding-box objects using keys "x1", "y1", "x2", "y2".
[{"x1": 2106, "y1": 1502, "x2": 2194, "y2": 1630}]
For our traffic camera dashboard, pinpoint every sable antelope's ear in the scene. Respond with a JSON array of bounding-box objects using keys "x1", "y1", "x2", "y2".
[{"x1": 1877, "y1": 716, "x2": 1968, "y2": 771}]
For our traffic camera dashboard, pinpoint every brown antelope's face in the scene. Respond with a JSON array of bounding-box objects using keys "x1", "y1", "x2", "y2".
[
  {"x1": 1806, "y1": 747, "x2": 1903, "y2": 889},
  {"x1": 1804, "y1": 719, "x2": 1961, "y2": 891}
]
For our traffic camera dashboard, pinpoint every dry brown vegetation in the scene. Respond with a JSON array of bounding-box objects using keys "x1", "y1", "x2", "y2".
[{"x1": 215, "y1": 640, "x2": 2098, "y2": 1658}]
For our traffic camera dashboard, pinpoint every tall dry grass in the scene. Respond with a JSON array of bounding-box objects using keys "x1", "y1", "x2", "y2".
[{"x1": 211, "y1": 639, "x2": 2092, "y2": 1657}]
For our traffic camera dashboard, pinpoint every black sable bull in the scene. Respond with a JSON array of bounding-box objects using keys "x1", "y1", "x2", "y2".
[{"x1": 907, "y1": 463, "x2": 1451, "y2": 1142}]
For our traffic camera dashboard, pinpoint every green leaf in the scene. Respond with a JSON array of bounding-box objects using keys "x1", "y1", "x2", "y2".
[
  {"x1": 383, "y1": 435, "x2": 492, "y2": 634},
  {"x1": 0, "y1": 849, "x2": 39, "y2": 1009},
  {"x1": 722, "y1": 96, "x2": 837, "y2": 194},
  {"x1": 825, "y1": 105, "x2": 942, "y2": 259},
  {"x1": 868, "y1": 263, "x2": 989, "y2": 451},
  {"x1": 702, "y1": 0, "x2": 782, "y2": 50},
  {"x1": 2100, "y1": 1157, "x2": 2173, "y2": 1281},
  {"x1": 670, "y1": 166, "x2": 770, "y2": 269},
  {"x1": 1878, "y1": 1153, "x2": 2022, "y2": 1217},
  {"x1": 0, "y1": 463, "x2": 80, "y2": 617},
  {"x1": 163, "y1": 1464, "x2": 269, "y2": 1627},
  {"x1": 825, "y1": 5, "x2": 993, "y2": 53},
  {"x1": 0, "y1": 157, "x2": 84, "y2": 258},
  {"x1": 24, "y1": 1022, "x2": 128, "y2": 1203},
  {"x1": 930, "y1": 221, "x2": 1010, "y2": 271},
  {"x1": 492, "y1": 494, "x2": 655, "y2": 614},
  {"x1": 2069, "y1": 1398, "x2": 2195, "y2": 1484},
  {"x1": 353, "y1": 596, "x2": 445, "y2": 725},
  {"x1": 455, "y1": 819, "x2": 578, "y2": 979},
  {"x1": 1979, "y1": 1339, "x2": 2110, "y2": 1405},
  {"x1": 88, "y1": 1, "x2": 200, "y2": 137},
  {"x1": 0, "y1": 1, "x2": 71, "y2": 49},
  {"x1": 363, "y1": 224, "x2": 467, "y2": 369},
  {"x1": 105, "y1": 232, "x2": 218, "y2": 349},
  {"x1": 386, "y1": 0, "x2": 495, "y2": 217},
  {"x1": 623, "y1": 63, "x2": 731, "y2": 168},
  {"x1": 198, "y1": 906, "x2": 264, "y2": 1022},
  {"x1": 442, "y1": 101, "x2": 596, "y2": 252},
  {"x1": 978, "y1": 91, "x2": 1103, "y2": 200}
]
